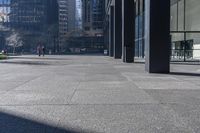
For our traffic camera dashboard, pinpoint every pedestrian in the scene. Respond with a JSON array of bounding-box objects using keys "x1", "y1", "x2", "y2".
[
  {"x1": 37, "y1": 43, "x2": 41, "y2": 56},
  {"x1": 42, "y1": 45, "x2": 45, "y2": 56}
]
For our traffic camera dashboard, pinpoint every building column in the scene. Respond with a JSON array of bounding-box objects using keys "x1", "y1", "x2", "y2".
[
  {"x1": 122, "y1": 0, "x2": 135, "y2": 63},
  {"x1": 145, "y1": 0, "x2": 170, "y2": 73},
  {"x1": 114, "y1": 0, "x2": 122, "y2": 59},
  {"x1": 104, "y1": 21, "x2": 109, "y2": 55},
  {"x1": 109, "y1": 6, "x2": 114, "y2": 57}
]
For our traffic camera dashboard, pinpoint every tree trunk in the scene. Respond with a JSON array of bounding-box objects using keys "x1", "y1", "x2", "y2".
[{"x1": 13, "y1": 46, "x2": 16, "y2": 55}]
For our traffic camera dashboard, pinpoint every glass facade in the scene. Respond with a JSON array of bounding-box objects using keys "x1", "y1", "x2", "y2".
[
  {"x1": 91, "y1": 0, "x2": 104, "y2": 30},
  {"x1": 82, "y1": 0, "x2": 104, "y2": 36},
  {"x1": 134, "y1": 0, "x2": 200, "y2": 61},
  {"x1": 135, "y1": 0, "x2": 145, "y2": 58},
  {"x1": 171, "y1": 0, "x2": 200, "y2": 61},
  {"x1": 10, "y1": 0, "x2": 48, "y2": 31}
]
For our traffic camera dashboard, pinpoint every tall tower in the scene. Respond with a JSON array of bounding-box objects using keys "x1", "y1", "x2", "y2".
[
  {"x1": 58, "y1": 0, "x2": 76, "y2": 48},
  {"x1": 10, "y1": 0, "x2": 46, "y2": 31},
  {"x1": 82, "y1": 0, "x2": 104, "y2": 36},
  {"x1": 9, "y1": 0, "x2": 58, "y2": 31},
  {"x1": 75, "y1": 0, "x2": 82, "y2": 30}
]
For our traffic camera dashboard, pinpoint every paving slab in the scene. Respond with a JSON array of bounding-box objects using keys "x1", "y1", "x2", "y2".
[
  {"x1": 134, "y1": 81, "x2": 199, "y2": 90},
  {"x1": 77, "y1": 81, "x2": 137, "y2": 90},
  {"x1": 0, "y1": 81, "x2": 25, "y2": 94},
  {"x1": 144, "y1": 89, "x2": 200, "y2": 105},
  {"x1": 70, "y1": 89, "x2": 158, "y2": 104},
  {"x1": 58, "y1": 105, "x2": 194, "y2": 133},
  {"x1": 0, "y1": 55, "x2": 200, "y2": 133}
]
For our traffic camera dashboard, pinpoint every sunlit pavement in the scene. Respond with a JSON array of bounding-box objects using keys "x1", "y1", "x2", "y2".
[{"x1": 0, "y1": 55, "x2": 200, "y2": 133}]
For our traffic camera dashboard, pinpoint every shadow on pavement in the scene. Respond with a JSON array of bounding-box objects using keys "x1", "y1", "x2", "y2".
[
  {"x1": 0, "y1": 111, "x2": 95, "y2": 133},
  {"x1": 0, "y1": 61, "x2": 50, "y2": 65},
  {"x1": 8, "y1": 56, "x2": 70, "y2": 61},
  {"x1": 170, "y1": 72, "x2": 200, "y2": 77}
]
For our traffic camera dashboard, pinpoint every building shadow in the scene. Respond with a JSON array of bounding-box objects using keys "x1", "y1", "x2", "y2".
[
  {"x1": 170, "y1": 72, "x2": 200, "y2": 77},
  {"x1": 0, "y1": 111, "x2": 97, "y2": 133}
]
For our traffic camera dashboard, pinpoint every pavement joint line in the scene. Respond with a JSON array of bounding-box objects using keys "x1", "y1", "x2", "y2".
[
  {"x1": 0, "y1": 74, "x2": 44, "y2": 95},
  {"x1": 72, "y1": 88, "x2": 141, "y2": 91},
  {"x1": 1, "y1": 55, "x2": 200, "y2": 132},
  {"x1": 0, "y1": 103, "x2": 198, "y2": 106},
  {"x1": 68, "y1": 81, "x2": 81, "y2": 103}
]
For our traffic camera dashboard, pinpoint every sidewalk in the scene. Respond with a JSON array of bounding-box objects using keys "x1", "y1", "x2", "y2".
[{"x1": 0, "y1": 55, "x2": 200, "y2": 133}]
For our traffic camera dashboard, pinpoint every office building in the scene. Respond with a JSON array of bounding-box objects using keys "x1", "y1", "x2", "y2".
[
  {"x1": 105, "y1": 0, "x2": 200, "y2": 73},
  {"x1": 58, "y1": 0, "x2": 76, "y2": 48},
  {"x1": 9, "y1": 0, "x2": 58, "y2": 31},
  {"x1": 58, "y1": 0, "x2": 68, "y2": 43},
  {"x1": 78, "y1": 0, "x2": 105, "y2": 53},
  {"x1": 82, "y1": 0, "x2": 105, "y2": 36},
  {"x1": 75, "y1": 0, "x2": 82, "y2": 30},
  {"x1": 0, "y1": 0, "x2": 59, "y2": 53}
]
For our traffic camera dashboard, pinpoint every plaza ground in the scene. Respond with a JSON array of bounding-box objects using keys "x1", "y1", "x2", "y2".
[{"x1": 0, "y1": 55, "x2": 200, "y2": 133}]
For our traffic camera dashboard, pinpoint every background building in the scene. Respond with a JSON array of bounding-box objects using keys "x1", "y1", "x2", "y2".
[
  {"x1": 75, "y1": 0, "x2": 82, "y2": 30},
  {"x1": 58, "y1": 0, "x2": 68, "y2": 48},
  {"x1": 9, "y1": 0, "x2": 58, "y2": 31},
  {"x1": 0, "y1": 0, "x2": 59, "y2": 53},
  {"x1": 67, "y1": 0, "x2": 76, "y2": 32},
  {"x1": 73, "y1": 0, "x2": 105, "y2": 54},
  {"x1": 58, "y1": 0, "x2": 76, "y2": 51},
  {"x1": 82, "y1": 0, "x2": 104, "y2": 36}
]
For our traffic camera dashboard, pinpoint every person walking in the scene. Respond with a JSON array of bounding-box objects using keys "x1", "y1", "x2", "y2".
[
  {"x1": 37, "y1": 43, "x2": 42, "y2": 56},
  {"x1": 42, "y1": 45, "x2": 45, "y2": 56}
]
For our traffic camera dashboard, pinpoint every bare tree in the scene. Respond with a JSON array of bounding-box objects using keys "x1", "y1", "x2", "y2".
[{"x1": 6, "y1": 31, "x2": 23, "y2": 54}]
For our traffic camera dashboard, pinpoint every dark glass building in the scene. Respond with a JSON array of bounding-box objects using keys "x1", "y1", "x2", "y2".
[
  {"x1": 58, "y1": 0, "x2": 76, "y2": 47},
  {"x1": 0, "y1": 0, "x2": 59, "y2": 53},
  {"x1": 9, "y1": 0, "x2": 58, "y2": 31},
  {"x1": 82, "y1": 0, "x2": 105, "y2": 36},
  {"x1": 80, "y1": 0, "x2": 105, "y2": 53}
]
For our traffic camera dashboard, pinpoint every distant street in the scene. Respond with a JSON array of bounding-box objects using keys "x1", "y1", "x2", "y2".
[{"x1": 0, "y1": 55, "x2": 200, "y2": 133}]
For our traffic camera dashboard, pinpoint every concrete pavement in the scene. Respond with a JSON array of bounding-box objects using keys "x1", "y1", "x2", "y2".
[{"x1": 0, "y1": 55, "x2": 200, "y2": 133}]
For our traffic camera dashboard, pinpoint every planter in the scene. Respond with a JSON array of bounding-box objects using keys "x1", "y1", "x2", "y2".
[{"x1": 0, "y1": 53, "x2": 7, "y2": 60}]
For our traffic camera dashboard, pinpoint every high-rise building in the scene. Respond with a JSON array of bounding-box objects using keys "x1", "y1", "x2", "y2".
[
  {"x1": 9, "y1": 0, "x2": 58, "y2": 31},
  {"x1": 67, "y1": 0, "x2": 76, "y2": 32},
  {"x1": 75, "y1": 0, "x2": 82, "y2": 30},
  {"x1": 1, "y1": 0, "x2": 59, "y2": 53},
  {"x1": 82, "y1": 0, "x2": 104, "y2": 36},
  {"x1": 58, "y1": 0, "x2": 68, "y2": 40},
  {"x1": 58, "y1": 0, "x2": 76, "y2": 47}
]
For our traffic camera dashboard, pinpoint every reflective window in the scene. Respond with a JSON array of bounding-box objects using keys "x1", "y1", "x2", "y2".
[
  {"x1": 171, "y1": 0, "x2": 200, "y2": 61},
  {"x1": 135, "y1": 0, "x2": 145, "y2": 58}
]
